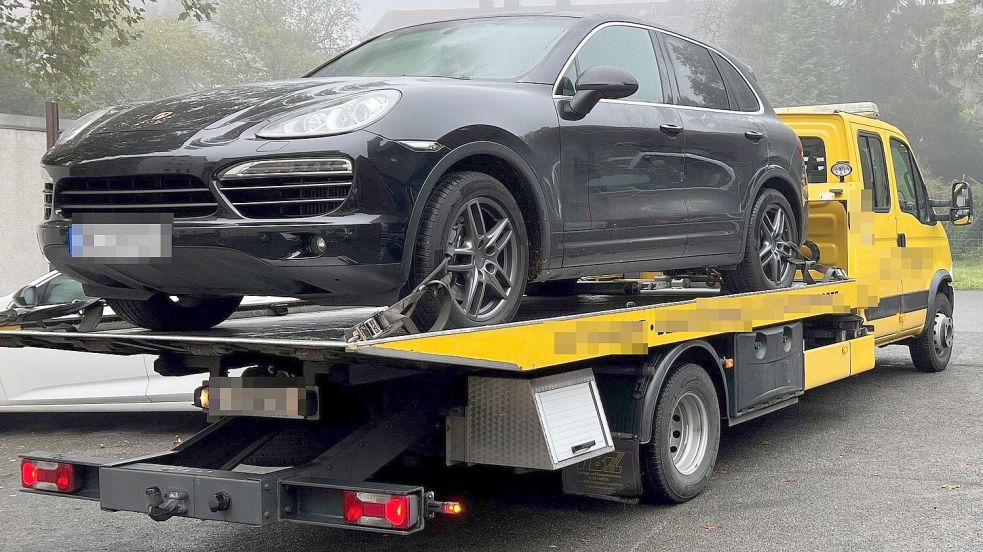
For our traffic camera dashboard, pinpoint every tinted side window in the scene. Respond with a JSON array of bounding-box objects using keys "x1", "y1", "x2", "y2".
[
  {"x1": 800, "y1": 137, "x2": 827, "y2": 183},
  {"x1": 559, "y1": 26, "x2": 664, "y2": 103},
  {"x1": 663, "y1": 35, "x2": 729, "y2": 110},
  {"x1": 857, "y1": 133, "x2": 891, "y2": 212},
  {"x1": 711, "y1": 52, "x2": 759, "y2": 112},
  {"x1": 889, "y1": 138, "x2": 931, "y2": 223}
]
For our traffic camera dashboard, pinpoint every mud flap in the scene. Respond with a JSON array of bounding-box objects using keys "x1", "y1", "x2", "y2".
[{"x1": 561, "y1": 435, "x2": 641, "y2": 502}]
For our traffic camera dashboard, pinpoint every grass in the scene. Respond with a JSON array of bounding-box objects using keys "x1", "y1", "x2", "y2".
[{"x1": 954, "y1": 258, "x2": 983, "y2": 290}]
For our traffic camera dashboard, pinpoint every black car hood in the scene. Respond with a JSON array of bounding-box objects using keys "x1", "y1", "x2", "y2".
[{"x1": 91, "y1": 78, "x2": 396, "y2": 134}]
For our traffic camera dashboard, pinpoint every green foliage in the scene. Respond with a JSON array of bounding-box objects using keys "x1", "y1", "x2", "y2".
[
  {"x1": 0, "y1": 0, "x2": 359, "y2": 115},
  {"x1": 214, "y1": 0, "x2": 359, "y2": 83},
  {"x1": 705, "y1": 0, "x2": 983, "y2": 182},
  {"x1": 0, "y1": 0, "x2": 215, "y2": 107}
]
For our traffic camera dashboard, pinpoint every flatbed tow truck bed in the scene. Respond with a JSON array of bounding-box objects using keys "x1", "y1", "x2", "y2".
[{"x1": 0, "y1": 277, "x2": 877, "y2": 534}]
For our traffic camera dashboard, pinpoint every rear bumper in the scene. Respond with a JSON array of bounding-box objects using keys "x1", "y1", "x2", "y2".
[{"x1": 40, "y1": 219, "x2": 404, "y2": 304}]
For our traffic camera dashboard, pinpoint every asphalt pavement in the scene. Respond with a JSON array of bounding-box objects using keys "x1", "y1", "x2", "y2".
[{"x1": 1, "y1": 291, "x2": 982, "y2": 552}]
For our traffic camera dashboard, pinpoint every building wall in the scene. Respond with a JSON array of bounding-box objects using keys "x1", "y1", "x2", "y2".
[{"x1": 0, "y1": 114, "x2": 53, "y2": 295}]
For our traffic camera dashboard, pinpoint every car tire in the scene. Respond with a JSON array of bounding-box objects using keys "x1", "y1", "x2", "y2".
[
  {"x1": 642, "y1": 363, "x2": 720, "y2": 503},
  {"x1": 411, "y1": 171, "x2": 529, "y2": 330},
  {"x1": 909, "y1": 293, "x2": 953, "y2": 373},
  {"x1": 106, "y1": 294, "x2": 242, "y2": 331},
  {"x1": 723, "y1": 188, "x2": 799, "y2": 293}
]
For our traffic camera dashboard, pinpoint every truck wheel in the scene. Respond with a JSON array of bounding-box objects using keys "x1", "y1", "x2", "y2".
[
  {"x1": 105, "y1": 294, "x2": 242, "y2": 331},
  {"x1": 909, "y1": 293, "x2": 953, "y2": 373},
  {"x1": 642, "y1": 363, "x2": 720, "y2": 503},
  {"x1": 723, "y1": 189, "x2": 799, "y2": 293},
  {"x1": 411, "y1": 171, "x2": 529, "y2": 330}
]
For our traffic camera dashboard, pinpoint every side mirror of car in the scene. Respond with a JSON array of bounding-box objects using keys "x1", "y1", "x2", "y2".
[
  {"x1": 951, "y1": 181, "x2": 974, "y2": 226},
  {"x1": 562, "y1": 66, "x2": 639, "y2": 119},
  {"x1": 12, "y1": 285, "x2": 39, "y2": 308}
]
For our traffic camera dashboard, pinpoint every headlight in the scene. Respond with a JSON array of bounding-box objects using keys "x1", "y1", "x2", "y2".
[
  {"x1": 257, "y1": 90, "x2": 401, "y2": 139},
  {"x1": 54, "y1": 107, "x2": 112, "y2": 146}
]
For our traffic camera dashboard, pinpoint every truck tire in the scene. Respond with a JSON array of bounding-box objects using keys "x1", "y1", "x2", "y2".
[
  {"x1": 723, "y1": 189, "x2": 799, "y2": 293},
  {"x1": 106, "y1": 294, "x2": 242, "y2": 331},
  {"x1": 909, "y1": 293, "x2": 953, "y2": 373},
  {"x1": 642, "y1": 363, "x2": 720, "y2": 503},
  {"x1": 411, "y1": 171, "x2": 529, "y2": 330}
]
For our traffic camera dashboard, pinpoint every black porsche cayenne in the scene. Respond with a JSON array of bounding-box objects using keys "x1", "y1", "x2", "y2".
[{"x1": 39, "y1": 13, "x2": 806, "y2": 331}]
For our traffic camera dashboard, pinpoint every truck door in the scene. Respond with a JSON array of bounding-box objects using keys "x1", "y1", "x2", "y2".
[
  {"x1": 887, "y1": 136, "x2": 947, "y2": 332},
  {"x1": 854, "y1": 129, "x2": 905, "y2": 339}
]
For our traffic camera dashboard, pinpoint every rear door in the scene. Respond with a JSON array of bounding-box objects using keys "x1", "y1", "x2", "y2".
[
  {"x1": 556, "y1": 23, "x2": 688, "y2": 266},
  {"x1": 659, "y1": 33, "x2": 767, "y2": 257},
  {"x1": 853, "y1": 127, "x2": 905, "y2": 338}
]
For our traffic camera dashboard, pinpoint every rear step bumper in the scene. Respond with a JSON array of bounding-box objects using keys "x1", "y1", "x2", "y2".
[{"x1": 20, "y1": 454, "x2": 441, "y2": 534}]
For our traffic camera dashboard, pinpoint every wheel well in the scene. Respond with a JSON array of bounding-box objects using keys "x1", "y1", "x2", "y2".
[
  {"x1": 672, "y1": 346, "x2": 728, "y2": 420},
  {"x1": 447, "y1": 154, "x2": 544, "y2": 279},
  {"x1": 759, "y1": 177, "x2": 803, "y2": 235},
  {"x1": 939, "y1": 278, "x2": 954, "y2": 305}
]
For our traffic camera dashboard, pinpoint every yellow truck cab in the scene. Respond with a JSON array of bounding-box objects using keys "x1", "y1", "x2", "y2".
[{"x1": 777, "y1": 102, "x2": 974, "y2": 372}]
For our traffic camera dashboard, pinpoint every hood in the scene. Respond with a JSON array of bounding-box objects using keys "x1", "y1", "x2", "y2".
[{"x1": 91, "y1": 78, "x2": 399, "y2": 134}]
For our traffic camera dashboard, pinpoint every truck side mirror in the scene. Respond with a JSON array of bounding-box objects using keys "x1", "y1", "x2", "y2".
[
  {"x1": 561, "y1": 66, "x2": 639, "y2": 119},
  {"x1": 951, "y1": 181, "x2": 974, "y2": 226},
  {"x1": 12, "y1": 285, "x2": 39, "y2": 308}
]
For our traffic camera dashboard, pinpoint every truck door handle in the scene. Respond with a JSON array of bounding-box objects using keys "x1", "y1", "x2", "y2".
[
  {"x1": 897, "y1": 233, "x2": 907, "y2": 247},
  {"x1": 660, "y1": 124, "x2": 683, "y2": 138},
  {"x1": 745, "y1": 131, "x2": 765, "y2": 142}
]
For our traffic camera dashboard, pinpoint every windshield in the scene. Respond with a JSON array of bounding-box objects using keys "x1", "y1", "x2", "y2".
[{"x1": 311, "y1": 16, "x2": 573, "y2": 80}]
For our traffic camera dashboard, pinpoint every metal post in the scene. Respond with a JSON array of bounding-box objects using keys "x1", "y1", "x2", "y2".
[{"x1": 44, "y1": 101, "x2": 60, "y2": 149}]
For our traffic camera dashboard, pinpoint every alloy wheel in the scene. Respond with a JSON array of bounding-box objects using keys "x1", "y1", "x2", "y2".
[
  {"x1": 445, "y1": 197, "x2": 520, "y2": 322},
  {"x1": 758, "y1": 204, "x2": 796, "y2": 285}
]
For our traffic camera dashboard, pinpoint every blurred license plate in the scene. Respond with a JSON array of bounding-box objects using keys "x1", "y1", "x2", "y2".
[
  {"x1": 210, "y1": 377, "x2": 318, "y2": 419},
  {"x1": 69, "y1": 213, "x2": 172, "y2": 262}
]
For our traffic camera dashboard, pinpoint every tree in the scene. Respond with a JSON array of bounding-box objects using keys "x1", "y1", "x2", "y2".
[
  {"x1": 77, "y1": 19, "x2": 231, "y2": 112},
  {"x1": 214, "y1": 0, "x2": 359, "y2": 83},
  {"x1": 0, "y1": 0, "x2": 214, "y2": 106}
]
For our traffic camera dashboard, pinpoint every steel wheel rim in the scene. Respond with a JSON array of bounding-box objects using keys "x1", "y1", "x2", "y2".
[
  {"x1": 758, "y1": 204, "x2": 795, "y2": 285},
  {"x1": 445, "y1": 197, "x2": 519, "y2": 322},
  {"x1": 932, "y1": 311, "x2": 953, "y2": 357},
  {"x1": 669, "y1": 391, "x2": 709, "y2": 476}
]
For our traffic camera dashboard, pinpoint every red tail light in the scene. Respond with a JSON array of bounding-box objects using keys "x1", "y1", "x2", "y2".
[
  {"x1": 21, "y1": 459, "x2": 79, "y2": 493},
  {"x1": 342, "y1": 491, "x2": 416, "y2": 530}
]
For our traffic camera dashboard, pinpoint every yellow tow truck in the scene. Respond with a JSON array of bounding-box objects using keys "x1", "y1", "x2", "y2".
[{"x1": 1, "y1": 103, "x2": 974, "y2": 534}]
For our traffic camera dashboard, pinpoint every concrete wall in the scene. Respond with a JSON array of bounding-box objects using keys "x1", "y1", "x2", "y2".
[{"x1": 0, "y1": 114, "x2": 55, "y2": 295}]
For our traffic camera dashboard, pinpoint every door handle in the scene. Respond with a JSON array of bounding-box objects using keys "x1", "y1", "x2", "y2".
[
  {"x1": 744, "y1": 130, "x2": 765, "y2": 142},
  {"x1": 660, "y1": 124, "x2": 683, "y2": 138},
  {"x1": 897, "y1": 233, "x2": 907, "y2": 247}
]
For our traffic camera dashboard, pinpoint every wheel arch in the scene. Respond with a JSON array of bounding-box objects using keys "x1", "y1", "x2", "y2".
[
  {"x1": 637, "y1": 340, "x2": 728, "y2": 445},
  {"x1": 924, "y1": 269, "x2": 954, "y2": 333},
  {"x1": 401, "y1": 141, "x2": 552, "y2": 284},
  {"x1": 749, "y1": 169, "x2": 804, "y2": 239}
]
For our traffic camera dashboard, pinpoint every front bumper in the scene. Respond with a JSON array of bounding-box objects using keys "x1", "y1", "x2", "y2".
[{"x1": 40, "y1": 219, "x2": 404, "y2": 304}]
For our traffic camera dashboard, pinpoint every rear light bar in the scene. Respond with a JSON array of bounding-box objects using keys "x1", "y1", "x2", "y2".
[{"x1": 21, "y1": 459, "x2": 79, "y2": 493}]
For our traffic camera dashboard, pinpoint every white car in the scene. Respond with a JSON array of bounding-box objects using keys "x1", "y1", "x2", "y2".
[{"x1": 0, "y1": 271, "x2": 290, "y2": 411}]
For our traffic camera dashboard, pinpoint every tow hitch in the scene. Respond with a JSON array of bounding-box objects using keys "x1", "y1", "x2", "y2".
[{"x1": 145, "y1": 487, "x2": 189, "y2": 522}]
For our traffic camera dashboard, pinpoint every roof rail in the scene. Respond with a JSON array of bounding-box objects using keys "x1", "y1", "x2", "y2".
[{"x1": 774, "y1": 102, "x2": 880, "y2": 119}]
